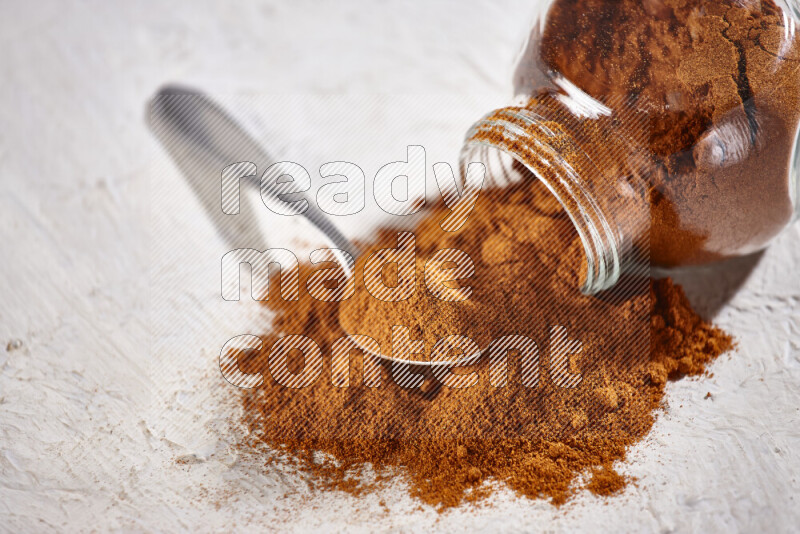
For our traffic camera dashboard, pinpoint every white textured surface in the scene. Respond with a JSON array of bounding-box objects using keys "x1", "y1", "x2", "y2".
[{"x1": 1, "y1": 0, "x2": 800, "y2": 531}]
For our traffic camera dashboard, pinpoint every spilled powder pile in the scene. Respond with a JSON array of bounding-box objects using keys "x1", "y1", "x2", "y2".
[{"x1": 235, "y1": 178, "x2": 734, "y2": 509}]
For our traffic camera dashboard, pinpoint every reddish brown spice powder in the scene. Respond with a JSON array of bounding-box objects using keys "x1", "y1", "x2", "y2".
[
  {"x1": 522, "y1": 0, "x2": 800, "y2": 265},
  {"x1": 234, "y1": 177, "x2": 733, "y2": 509}
]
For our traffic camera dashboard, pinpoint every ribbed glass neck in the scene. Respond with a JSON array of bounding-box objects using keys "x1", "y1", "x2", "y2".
[{"x1": 459, "y1": 104, "x2": 638, "y2": 294}]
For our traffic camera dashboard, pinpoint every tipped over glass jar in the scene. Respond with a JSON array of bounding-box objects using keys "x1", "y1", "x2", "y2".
[{"x1": 461, "y1": 0, "x2": 800, "y2": 293}]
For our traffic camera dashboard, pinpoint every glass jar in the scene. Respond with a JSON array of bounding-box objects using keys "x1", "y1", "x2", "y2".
[{"x1": 460, "y1": 0, "x2": 800, "y2": 294}]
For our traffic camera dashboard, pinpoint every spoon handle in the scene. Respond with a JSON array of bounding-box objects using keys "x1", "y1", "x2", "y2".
[{"x1": 149, "y1": 85, "x2": 358, "y2": 275}]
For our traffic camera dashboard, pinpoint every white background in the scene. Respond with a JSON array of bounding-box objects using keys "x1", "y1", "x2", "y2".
[{"x1": 1, "y1": 0, "x2": 799, "y2": 531}]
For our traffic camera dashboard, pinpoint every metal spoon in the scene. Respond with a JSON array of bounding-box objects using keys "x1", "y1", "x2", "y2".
[{"x1": 148, "y1": 86, "x2": 478, "y2": 368}]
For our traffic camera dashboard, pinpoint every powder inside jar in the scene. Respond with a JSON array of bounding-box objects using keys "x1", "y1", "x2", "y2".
[{"x1": 532, "y1": 0, "x2": 800, "y2": 264}]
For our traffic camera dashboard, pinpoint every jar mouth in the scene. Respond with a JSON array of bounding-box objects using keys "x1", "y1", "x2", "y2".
[{"x1": 459, "y1": 109, "x2": 624, "y2": 294}]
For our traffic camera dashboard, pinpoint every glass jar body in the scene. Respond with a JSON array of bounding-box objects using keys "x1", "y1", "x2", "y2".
[{"x1": 463, "y1": 0, "x2": 800, "y2": 291}]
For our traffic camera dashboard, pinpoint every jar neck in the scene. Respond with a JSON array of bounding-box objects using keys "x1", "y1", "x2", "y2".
[{"x1": 459, "y1": 96, "x2": 649, "y2": 294}]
